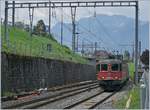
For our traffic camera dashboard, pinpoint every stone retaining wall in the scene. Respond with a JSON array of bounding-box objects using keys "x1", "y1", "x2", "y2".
[{"x1": 1, "y1": 52, "x2": 96, "y2": 93}]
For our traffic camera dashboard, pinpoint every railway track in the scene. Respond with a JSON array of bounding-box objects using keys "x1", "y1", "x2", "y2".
[
  {"x1": 2, "y1": 80, "x2": 97, "y2": 102},
  {"x1": 64, "y1": 91, "x2": 117, "y2": 109},
  {"x1": 18, "y1": 85, "x2": 99, "y2": 109},
  {"x1": 2, "y1": 81, "x2": 98, "y2": 109}
]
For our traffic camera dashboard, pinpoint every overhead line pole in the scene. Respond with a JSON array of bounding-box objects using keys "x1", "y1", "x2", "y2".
[
  {"x1": 71, "y1": 7, "x2": 76, "y2": 52},
  {"x1": 81, "y1": 40, "x2": 84, "y2": 56},
  {"x1": 49, "y1": 1, "x2": 51, "y2": 36},
  {"x1": 139, "y1": 41, "x2": 141, "y2": 67},
  {"x1": 29, "y1": 7, "x2": 34, "y2": 37},
  {"x1": 60, "y1": 7, "x2": 63, "y2": 45},
  {"x1": 119, "y1": 43, "x2": 134, "y2": 61},
  {"x1": 12, "y1": 1, "x2": 15, "y2": 27},
  {"x1": 4, "y1": 1, "x2": 8, "y2": 43},
  {"x1": 135, "y1": 1, "x2": 139, "y2": 85},
  {"x1": 94, "y1": 42, "x2": 97, "y2": 56}
]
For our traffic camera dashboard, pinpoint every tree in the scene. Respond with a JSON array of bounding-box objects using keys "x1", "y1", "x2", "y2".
[
  {"x1": 140, "y1": 49, "x2": 149, "y2": 66},
  {"x1": 33, "y1": 20, "x2": 47, "y2": 36}
]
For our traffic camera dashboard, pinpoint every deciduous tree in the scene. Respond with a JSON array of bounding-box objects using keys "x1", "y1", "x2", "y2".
[
  {"x1": 140, "y1": 49, "x2": 149, "y2": 66},
  {"x1": 33, "y1": 20, "x2": 46, "y2": 36}
]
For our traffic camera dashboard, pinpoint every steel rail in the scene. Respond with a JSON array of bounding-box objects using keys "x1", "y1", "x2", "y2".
[
  {"x1": 19, "y1": 85, "x2": 99, "y2": 109},
  {"x1": 3, "y1": 83, "x2": 98, "y2": 109},
  {"x1": 64, "y1": 90, "x2": 105, "y2": 109},
  {"x1": 65, "y1": 88, "x2": 121, "y2": 109},
  {"x1": 89, "y1": 92, "x2": 116, "y2": 109},
  {"x1": 2, "y1": 80, "x2": 97, "y2": 102}
]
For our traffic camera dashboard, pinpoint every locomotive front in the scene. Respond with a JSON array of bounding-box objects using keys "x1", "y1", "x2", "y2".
[{"x1": 96, "y1": 59, "x2": 128, "y2": 88}]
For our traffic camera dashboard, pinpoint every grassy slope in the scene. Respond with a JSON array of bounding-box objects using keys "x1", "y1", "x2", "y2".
[
  {"x1": 1, "y1": 26, "x2": 88, "y2": 64},
  {"x1": 114, "y1": 86, "x2": 140, "y2": 109}
]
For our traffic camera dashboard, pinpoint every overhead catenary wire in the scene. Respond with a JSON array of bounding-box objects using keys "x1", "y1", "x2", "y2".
[
  {"x1": 59, "y1": 9, "x2": 104, "y2": 42},
  {"x1": 54, "y1": 8, "x2": 101, "y2": 53},
  {"x1": 56, "y1": 8, "x2": 94, "y2": 44},
  {"x1": 60, "y1": 8, "x2": 115, "y2": 52}
]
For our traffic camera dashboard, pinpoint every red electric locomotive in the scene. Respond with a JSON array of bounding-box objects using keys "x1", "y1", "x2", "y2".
[{"x1": 96, "y1": 59, "x2": 129, "y2": 89}]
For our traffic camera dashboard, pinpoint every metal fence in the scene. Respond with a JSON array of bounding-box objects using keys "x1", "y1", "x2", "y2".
[{"x1": 140, "y1": 68, "x2": 149, "y2": 109}]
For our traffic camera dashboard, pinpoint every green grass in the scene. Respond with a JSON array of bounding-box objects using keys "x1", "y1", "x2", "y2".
[
  {"x1": 1, "y1": 25, "x2": 88, "y2": 64},
  {"x1": 114, "y1": 86, "x2": 140, "y2": 109},
  {"x1": 128, "y1": 62, "x2": 135, "y2": 80},
  {"x1": 114, "y1": 94, "x2": 128, "y2": 109},
  {"x1": 2, "y1": 91, "x2": 16, "y2": 97},
  {"x1": 129, "y1": 86, "x2": 140, "y2": 109}
]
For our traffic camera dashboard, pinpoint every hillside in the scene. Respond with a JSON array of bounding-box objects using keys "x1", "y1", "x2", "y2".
[{"x1": 1, "y1": 26, "x2": 88, "y2": 64}]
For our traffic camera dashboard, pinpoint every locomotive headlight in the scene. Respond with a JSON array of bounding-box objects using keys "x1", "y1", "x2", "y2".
[
  {"x1": 102, "y1": 77, "x2": 105, "y2": 79},
  {"x1": 115, "y1": 77, "x2": 118, "y2": 79}
]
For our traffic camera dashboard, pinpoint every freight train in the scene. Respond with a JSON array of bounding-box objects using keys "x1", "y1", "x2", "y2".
[{"x1": 96, "y1": 59, "x2": 129, "y2": 90}]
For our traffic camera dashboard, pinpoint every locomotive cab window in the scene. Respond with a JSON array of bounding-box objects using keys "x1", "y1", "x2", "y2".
[
  {"x1": 96, "y1": 64, "x2": 100, "y2": 72},
  {"x1": 101, "y1": 64, "x2": 108, "y2": 71},
  {"x1": 120, "y1": 64, "x2": 122, "y2": 71},
  {"x1": 111, "y1": 64, "x2": 119, "y2": 71}
]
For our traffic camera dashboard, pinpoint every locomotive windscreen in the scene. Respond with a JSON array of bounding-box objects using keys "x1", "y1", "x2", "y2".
[
  {"x1": 111, "y1": 64, "x2": 119, "y2": 71},
  {"x1": 101, "y1": 64, "x2": 108, "y2": 71},
  {"x1": 96, "y1": 64, "x2": 100, "y2": 72}
]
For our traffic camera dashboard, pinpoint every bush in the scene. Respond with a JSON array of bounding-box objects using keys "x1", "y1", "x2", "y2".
[{"x1": 140, "y1": 49, "x2": 149, "y2": 66}]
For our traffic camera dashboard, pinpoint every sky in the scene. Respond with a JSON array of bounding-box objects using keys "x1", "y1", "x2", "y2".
[{"x1": 0, "y1": 0, "x2": 150, "y2": 27}]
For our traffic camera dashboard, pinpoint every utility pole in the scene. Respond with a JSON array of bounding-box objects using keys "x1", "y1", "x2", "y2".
[
  {"x1": 75, "y1": 23, "x2": 80, "y2": 52},
  {"x1": 4, "y1": 1, "x2": 8, "y2": 42},
  {"x1": 116, "y1": 50, "x2": 119, "y2": 59},
  {"x1": 94, "y1": 42, "x2": 97, "y2": 56},
  {"x1": 76, "y1": 33, "x2": 79, "y2": 52},
  {"x1": 12, "y1": 1, "x2": 15, "y2": 27},
  {"x1": 81, "y1": 40, "x2": 84, "y2": 56},
  {"x1": 49, "y1": 0, "x2": 51, "y2": 35},
  {"x1": 91, "y1": 42, "x2": 94, "y2": 54},
  {"x1": 135, "y1": 1, "x2": 139, "y2": 85},
  {"x1": 119, "y1": 43, "x2": 134, "y2": 61},
  {"x1": 29, "y1": 7, "x2": 34, "y2": 37},
  {"x1": 60, "y1": 7, "x2": 63, "y2": 45},
  {"x1": 71, "y1": 7, "x2": 76, "y2": 52},
  {"x1": 1, "y1": 18, "x2": 3, "y2": 25},
  {"x1": 132, "y1": 43, "x2": 134, "y2": 62},
  {"x1": 138, "y1": 41, "x2": 141, "y2": 67}
]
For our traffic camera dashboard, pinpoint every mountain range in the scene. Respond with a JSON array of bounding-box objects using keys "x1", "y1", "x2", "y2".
[{"x1": 51, "y1": 14, "x2": 149, "y2": 54}]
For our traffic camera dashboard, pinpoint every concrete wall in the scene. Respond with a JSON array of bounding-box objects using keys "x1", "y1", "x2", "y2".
[{"x1": 1, "y1": 52, "x2": 96, "y2": 93}]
